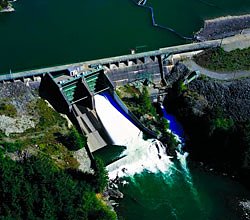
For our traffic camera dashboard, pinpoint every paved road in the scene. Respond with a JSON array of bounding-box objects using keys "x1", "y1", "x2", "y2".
[{"x1": 182, "y1": 59, "x2": 250, "y2": 80}]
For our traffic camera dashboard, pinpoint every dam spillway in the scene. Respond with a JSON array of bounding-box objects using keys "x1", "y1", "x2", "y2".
[
  {"x1": 94, "y1": 92, "x2": 141, "y2": 146},
  {"x1": 94, "y1": 92, "x2": 173, "y2": 179}
]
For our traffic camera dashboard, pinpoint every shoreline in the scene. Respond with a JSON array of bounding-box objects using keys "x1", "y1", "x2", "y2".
[
  {"x1": 195, "y1": 14, "x2": 250, "y2": 41},
  {"x1": 163, "y1": 61, "x2": 250, "y2": 188},
  {"x1": 0, "y1": 6, "x2": 14, "y2": 12},
  {"x1": 0, "y1": 1, "x2": 15, "y2": 13}
]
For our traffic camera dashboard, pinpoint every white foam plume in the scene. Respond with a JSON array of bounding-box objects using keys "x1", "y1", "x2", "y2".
[
  {"x1": 94, "y1": 94, "x2": 173, "y2": 179},
  {"x1": 176, "y1": 147, "x2": 201, "y2": 207}
]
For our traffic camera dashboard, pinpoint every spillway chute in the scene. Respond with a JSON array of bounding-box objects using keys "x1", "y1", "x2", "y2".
[{"x1": 94, "y1": 92, "x2": 173, "y2": 179}]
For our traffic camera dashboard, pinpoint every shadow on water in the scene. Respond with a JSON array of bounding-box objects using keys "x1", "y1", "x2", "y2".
[{"x1": 93, "y1": 145, "x2": 126, "y2": 166}]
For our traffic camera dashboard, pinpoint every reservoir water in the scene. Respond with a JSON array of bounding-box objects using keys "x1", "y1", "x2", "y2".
[
  {"x1": 1, "y1": 0, "x2": 250, "y2": 73},
  {"x1": 94, "y1": 93, "x2": 250, "y2": 220}
]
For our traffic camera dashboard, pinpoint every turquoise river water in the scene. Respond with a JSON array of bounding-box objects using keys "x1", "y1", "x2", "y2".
[
  {"x1": 1, "y1": 1, "x2": 250, "y2": 219},
  {"x1": 116, "y1": 164, "x2": 250, "y2": 220},
  {"x1": 93, "y1": 92, "x2": 250, "y2": 220}
]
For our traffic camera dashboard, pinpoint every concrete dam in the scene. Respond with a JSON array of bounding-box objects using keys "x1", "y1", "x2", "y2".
[
  {"x1": 39, "y1": 64, "x2": 159, "y2": 155},
  {"x1": 0, "y1": 38, "x2": 221, "y2": 83},
  {"x1": 0, "y1": 38, "x2": 226, "y2": 159}
]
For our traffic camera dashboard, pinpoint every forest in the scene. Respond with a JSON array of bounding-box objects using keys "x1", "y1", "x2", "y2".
[{"x1": 0, "y1": 152, "x2": 116, "y2": 219}]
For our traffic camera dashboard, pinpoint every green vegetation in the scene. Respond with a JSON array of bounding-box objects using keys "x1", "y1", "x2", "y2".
[
  {"x1": 66, "y1": 127, "x2": 87, "y2": 151},
  {"x1": 117, "y1": 85, "x2": 156, "y2": 120},
  {"x1": 176, "y1": 81, "x2": 187, "y2": 95},
  {"x1": 209, "y1": 107, "x2": 235, "y2": 134},
  {"x1": 92, "y1": 158, "x2": 109, "y2": 192},
  {"x1": 194, "y1": 47, "x2": 250, "y2": 72},
  {"x1": 2, "y1": 141, "x2": 22, "y2": 153},
  {"x1": 33, "y1": 99, "x2": 66, "y2": 131},
  {"x1": 0, "y1": 99, "x2": 86, "y2": 169},
  {"x1": 205, "y1": 110, "x2": 250, "y2": 173},
  {"x1": 140, "y1": 86, "x2": 157, "y2": 116},
  {"x1": 0, "y1": 0, "x2": 8, "y2": 10},
  {"x1": 117, "y1": 84, "x2": 178, "y2": 150},
  {"x1": 0, "y1": 83, "x2": 116, "y2": 219},
  {"x1": 180, "y1": 82, "x2": 187, "y2": 92},
  {"x1": 165, "y1": 81, "x2": 250, "y2": 184},
  {"x1": 0, "y1": 102, "x2": 17, "y2": 117},
  {"x1": 211, "y1": 117, "x2": 234, "y2": 132},
  {"x1": 0, "y1": 152, "x2": 116, "y2": 219}
]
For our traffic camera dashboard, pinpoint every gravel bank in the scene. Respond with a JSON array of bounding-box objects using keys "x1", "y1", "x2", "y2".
[{"x1": 195, "y1": 15, "x2": 250, "y2": 41}]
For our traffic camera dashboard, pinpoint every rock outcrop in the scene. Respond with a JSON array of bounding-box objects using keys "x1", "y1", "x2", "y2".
[
  {"x1": 188, "y1": 78, "x2": 250, "y2": 122},
  {"x1": 0, "y1": 82, "x2": 39, "y2": 136},
  {"x1": 164, "y1": 62, "x2": 250, "y2": 187},
  {"x1": 165, "y1": 62, "x2": 250, "y2": 122},
  {"x1": 195, "y1": 15, "x2": 250, "y2": 41}
]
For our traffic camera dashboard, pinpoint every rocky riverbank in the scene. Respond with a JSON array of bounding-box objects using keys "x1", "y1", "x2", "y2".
[
  {"x1": 195, "y1": 14, "x2": 250, "y2": 41},
  {"x1": 164, "y1": 62, "x2": 250, "y2": 125},
  {"x1": 164, "y1": 62, "x2": 250, "y2": 187}
]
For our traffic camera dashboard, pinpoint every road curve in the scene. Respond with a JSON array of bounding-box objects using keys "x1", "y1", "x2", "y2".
[{"x1": 182, "y1": 59, "x2": 250, "y2": 80}]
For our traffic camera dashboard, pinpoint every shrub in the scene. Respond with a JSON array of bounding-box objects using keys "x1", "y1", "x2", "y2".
[
  {"x1": 65, "y1": 127, "x2": 87, "y2": 151},
  {"x1": 92, "y1": 158, "x2": 109, "y2": 193},
  {"x1": 35, "y1": 99, "x2": 66, "y2": 130},
  {"x1": 211, "y1": 117, "x2": 234, "y2": 131},
  {"x1": 209, "y1": 107, "x2": 235, "y2": 133},
  {"x1": 0, "y1": 103, "x2": 17, "y2": 117},
  {"x1": 194, "y1": 47, "x2": 250, "y2": 72}
]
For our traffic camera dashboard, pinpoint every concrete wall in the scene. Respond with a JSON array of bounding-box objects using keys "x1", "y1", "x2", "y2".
[
  {"x1": 105, "y1": 61, "x2": 162, "y2": 87},
  {"x1": 39, "y1": 73, "x2": 71, "y2": 114}
]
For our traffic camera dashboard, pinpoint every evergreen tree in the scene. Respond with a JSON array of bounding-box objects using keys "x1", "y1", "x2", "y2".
[{"x1": 0, "y1": 153, "x2": 116, "y2": 219}]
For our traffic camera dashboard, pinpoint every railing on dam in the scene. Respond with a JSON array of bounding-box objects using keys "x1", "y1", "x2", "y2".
[{"x1": 0, "y1": 39, "x2": 221, "y2": 82}]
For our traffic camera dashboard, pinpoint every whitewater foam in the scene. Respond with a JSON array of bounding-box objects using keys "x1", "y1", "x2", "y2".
[
  {"x1": 94, "y1": 93, "x2": 203, "y2": 216},
  {"x1": 94, "y1": 94, "x2": 173, "y2": 179}
]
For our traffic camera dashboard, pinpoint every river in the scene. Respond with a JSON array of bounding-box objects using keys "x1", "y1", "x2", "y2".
[
  {"x1": 1, "y1": 0, "x2": 250, "y2": 73},
  {"x1": 2, "y1": 1, "x2": 250, "y2": 219},
  {"x1": 94, "y1": 92, "x2": 250, "y2": 220},
  {"x1": 115, "y1": 164, "x2": 250, "y2": 220}
]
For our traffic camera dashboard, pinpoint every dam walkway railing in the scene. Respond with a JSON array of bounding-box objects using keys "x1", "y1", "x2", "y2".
[{"x1": 0, "y1": 39, "x2": 221, "y2": 82}]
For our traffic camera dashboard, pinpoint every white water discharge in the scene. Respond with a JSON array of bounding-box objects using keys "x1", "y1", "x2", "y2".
[
  {"x1": 176, "y1": 147, "x2": 201, "y2": 207},
  {"x1": 94, "y1": 94, "x2": 173, "y2": 179}
]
